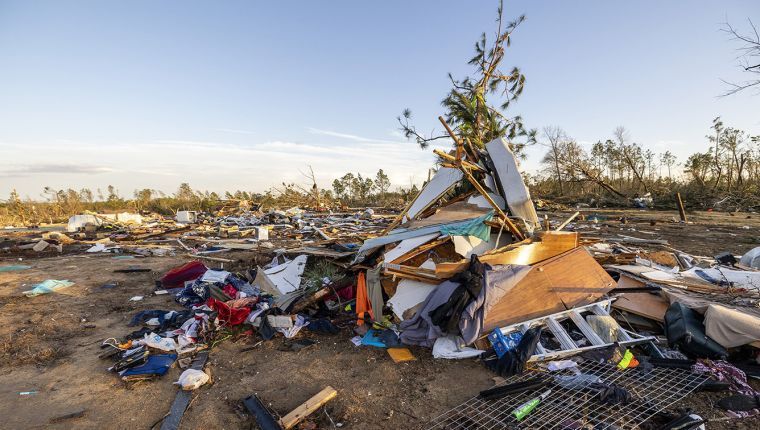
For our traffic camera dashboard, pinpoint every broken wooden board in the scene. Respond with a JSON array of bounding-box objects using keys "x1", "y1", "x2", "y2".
[
  {"x1": 436, "y1": 231, "x2": 578, "y2": 279},
  {"x1": 482, "y1": 247, "x2": 615, "y2": 331},
  {"x1": 279, "y1": 386, "x2": 337, "y2": 429},
  {"x1": 612, "y1": 274, "x2": 669, "y2": 322}
]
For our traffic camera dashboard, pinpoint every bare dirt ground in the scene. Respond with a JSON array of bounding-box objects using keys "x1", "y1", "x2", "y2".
[{"x1": 0, "y1": 209, "x2": 759, "y2": 429}]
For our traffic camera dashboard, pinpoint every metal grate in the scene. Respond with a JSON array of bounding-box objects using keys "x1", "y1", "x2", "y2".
[{"x1": 427, "y1": 360, "x2": 708, "y2": 430}]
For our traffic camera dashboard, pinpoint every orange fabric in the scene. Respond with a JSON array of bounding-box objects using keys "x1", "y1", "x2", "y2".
[{"x1": 355, "y1": 272, "x2": 373, "y2": 326}]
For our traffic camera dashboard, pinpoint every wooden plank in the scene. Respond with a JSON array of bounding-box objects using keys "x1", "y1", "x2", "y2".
[
  {"x1": 279, "y1": 386, "x2": 338, "y2": 430},
  {"x1": 612, "y1": 276, "x2": 669, "y2": 322},
  {"x1": 555, "y1": 211, "x2": 580, "y2": 231},
  {"x1": 676, "y1": 192, "x2": 687, "y2": 222}
]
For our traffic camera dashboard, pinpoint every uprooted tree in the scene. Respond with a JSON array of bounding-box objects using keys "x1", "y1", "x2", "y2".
[{"x1": 398, "y1": 0, "x2": 536, "y2": 157}]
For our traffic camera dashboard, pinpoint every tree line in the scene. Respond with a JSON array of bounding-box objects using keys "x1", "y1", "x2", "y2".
[
  {"x1": 0, "y1": 168, "x2": 420, "y2": 226},
  {"x1": 532, "y1": 118, "x2": 760, "y2": 208}
]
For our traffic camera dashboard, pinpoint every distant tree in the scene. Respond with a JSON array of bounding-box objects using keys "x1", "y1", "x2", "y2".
[
  {"x1": 332, "y1": 178, "x2": 347, "y2": 200},
  {"x1": 707, "y1": 117, "x2": 724, "y2": 189},
  {"x1": 398, "y1": 0, "x2": 536, "y2": 156},
  {"x1": 80, "y1": 188, "x2": 94, "y2": 203},
  {"x1": 134, "y1": 188, "x2": 153, "y2": 211},
  {"x1": 659, "y1": 151, "x2": 677, "y2": 179},
  {"x1": 175, "y1": 183, "x2": 195, "y2": 202},
  {"x1": 721, "y1": 19, "x2": 760, "y2": 96},
  {"x1": 684, "y1": 152, "x2": 713, "y2": 188},
  {"x1": 541, "y1": 126, "x2": 569, "y2": 195},
  {"x1": 106, "y1": 185, "x2": 121, "y2": 202},
  {"x1": 339, "y1": 173, "x2": 355, "y2": 200},
  {"x1": 374, "y1": 169, "x2": 391, "y2": 201}
]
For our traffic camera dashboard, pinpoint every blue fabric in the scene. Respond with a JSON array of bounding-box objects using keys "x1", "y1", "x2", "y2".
[
  {"x1": 439, "y1": 212, "x2": 494, "y2": 241},
  {"x1": 361, "y1": 329, "x2": 386, "y2": 348},
  {"x1": 0, "y1": 265, "x2": 32, "y2": 272},
  {"x1": 119, "y1": 354, "x2": 177, "y2": 377},
  {"x1": 23, "y1": 279, "x2": 74, "y2": 296}
]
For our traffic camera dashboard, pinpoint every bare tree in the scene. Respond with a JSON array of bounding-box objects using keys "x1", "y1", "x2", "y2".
[
  {"x1": 721, "y1": 19, "x2": 760, "y2": 96},
  {"x1": 541, "y1": 126, "x2": 568, "y2": 195}
]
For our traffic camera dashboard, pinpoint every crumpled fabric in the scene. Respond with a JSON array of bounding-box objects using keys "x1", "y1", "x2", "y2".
[
  {"x1": 200, "y1": 269, "x2": 231, "y2": 283},
  {"x1": 459, "y1": 261, "x2": 531, "y2": 345},
  {"x1": 439, "y1": 212, "x2": 494, "y2": 241},
  {"x1": 692, "y1": 359, "x2": 760, "y2": 418},
  {"x1": 432, "y1": 335, "x2": 484, "y2": 359},
  {"x1": 221, "y1": 283, "x2": 238, "y2": 299},
  {"x1": 429, "y1": 263, "x2": 483, "y2": 335},
  {"x1": 277, "y1": 314, "x2": 309, "y2": 338},
  {"x1": 399, "y1": 280, "x2": 462, "y2": 347},
  {"x1": 589, "y1": 382, "x2": 633, "y2": 405},
  {"x1": 207, "y1": 298, "x2": 251, "y2": 325},
  {"x1": 554, "y1": 373, "x2": 602, "y2": 390},
  {"x1": 119, "y1": 354, "x2": 177, "y2": 377},
  {"x1": 160, "y1": 261, "x2": 207, "y2": 288},
  {"x1": 225, "y1": 297, "x2": 259, "y2": 309}
]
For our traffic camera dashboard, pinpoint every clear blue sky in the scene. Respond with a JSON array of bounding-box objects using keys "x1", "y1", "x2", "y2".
[{"x1": 1, "y1": 0, "x2": 758, "y2": 199}]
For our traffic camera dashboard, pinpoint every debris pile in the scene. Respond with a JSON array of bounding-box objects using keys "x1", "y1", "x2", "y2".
[{"x1": 6, "y1": 131, "x2": 760, "y2": 429}]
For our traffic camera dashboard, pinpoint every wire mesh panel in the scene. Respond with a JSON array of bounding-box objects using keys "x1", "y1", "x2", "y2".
[{"x1": 427, "y1": 360, "x2": 707, "y2": 430}]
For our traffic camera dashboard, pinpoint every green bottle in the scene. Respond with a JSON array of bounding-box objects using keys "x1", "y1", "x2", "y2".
[{"x1": 512, "y1": 389, "x2": 551, "y2": 421}]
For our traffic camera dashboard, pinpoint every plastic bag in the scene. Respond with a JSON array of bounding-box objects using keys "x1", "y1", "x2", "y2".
[
  {"x1": 142, "y1": 333, "x2": 178, "y2": 352},
  {"x1": 174, "y1": 369, "x2": 209, "y2": 390}
]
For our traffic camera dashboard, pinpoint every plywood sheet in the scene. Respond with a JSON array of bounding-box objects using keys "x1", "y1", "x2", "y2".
[{"x1": 483, "y1": 247, "x2": 615, "y2": 330}]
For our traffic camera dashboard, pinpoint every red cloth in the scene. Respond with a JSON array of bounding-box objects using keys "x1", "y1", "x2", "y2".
[
  {"x1": 160, "y1": 260, "x2": 207, "y2": 288},
  {"x1": 207, "y1": 298, "x2": 251, "y2": 325},
  {"x1": 222, "y1": 283, "x2": 237, "y2": 299}
]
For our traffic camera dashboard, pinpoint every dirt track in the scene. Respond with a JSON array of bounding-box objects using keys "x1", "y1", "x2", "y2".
[{"x1": 1, "y1": 209, "x2": 759, "y2": 429}]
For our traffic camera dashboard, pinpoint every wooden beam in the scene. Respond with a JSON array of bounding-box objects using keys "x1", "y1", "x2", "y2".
[
  {"x1": 676, "y1": 192, "x2": 687, "y2": 222},
  {"x1": 279, "y1": 386, "x2": 338, "y2": 430},
  {"x1": 438, "y1": 116, "x2": 463, "y2": 161},
  {"x1": 433, "y1": 149, "x2": 483, "y2": 172},
  {"x1": 555, "y1": 211, "x2": 580, "y2": 231},
  {"x1": 460, "y1": 167, "x2": 525, "y2": 240}
]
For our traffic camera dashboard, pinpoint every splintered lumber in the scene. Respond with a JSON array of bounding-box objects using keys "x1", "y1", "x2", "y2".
[
  {"x1": 279, "y1": 386, "x2": 338, "y2": 429},
  {"x1": 460, "y1": 167, "x2": 525, "y2": 240},
  {"x1": 290, "y1": 287, "x2": 330, "y2": 313},
  {"x1": 482, "y1": 247, "x2": 615, "y2": 331},
  {"x1": 384, "y1": 263, "x2": 441, "y2": 284},
  {"x1": 676, "y1": 192, "x2": 687, "y2": 222},
  {"x1": 389, "y1": 236, "x2": 451, "y2": 264},
  {"x1": 555, "y1": 211, "x2": 580, "y2": 231},
  {"x1": 185, "y1": 253, "x2": 234, "y2": 263},
  {"x1": 435, "y1": 116, "x2": 525, "y2": 240},
  {"x1": 433, "y1": 149, "x2": 483, "y2": 172}
]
